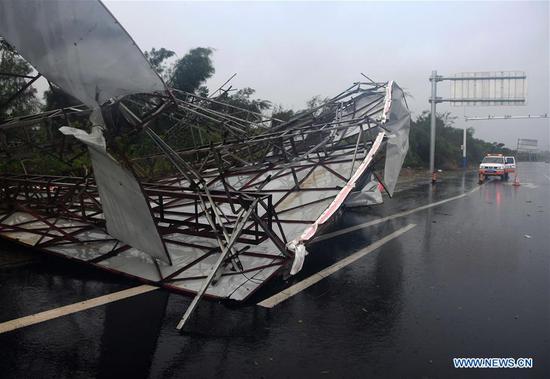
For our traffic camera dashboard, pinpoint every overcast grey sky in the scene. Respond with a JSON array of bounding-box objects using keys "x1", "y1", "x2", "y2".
[{"x1": 105, "y1": 0, "x2": 549, "y2": 150}]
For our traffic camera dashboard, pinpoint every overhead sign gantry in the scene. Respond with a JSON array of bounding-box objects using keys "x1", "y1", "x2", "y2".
[{"x1": 428, "y1": 71, "x2": 527, "y2": 176}]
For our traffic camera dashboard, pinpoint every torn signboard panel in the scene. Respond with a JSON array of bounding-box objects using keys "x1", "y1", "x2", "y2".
[
  {"x1": 0, "y1": 0, "x2": 166, "y2": 108},
  {"x1": 0, "y1": 0, "x2": 411, "y2": 329},
  {"x1": 0, "y1": 82, "x2": 410, "y2": 300}
]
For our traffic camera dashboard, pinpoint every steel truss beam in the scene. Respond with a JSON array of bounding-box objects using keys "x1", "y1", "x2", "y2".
[{"x1": 0, "y1": 77, "x2": 400, "y2": 330}]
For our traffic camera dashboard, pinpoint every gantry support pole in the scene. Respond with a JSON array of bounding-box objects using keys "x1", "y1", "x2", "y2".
[
  {"x1": 462, "y1": 127, "x2": 467, "y2": 169},
  {"x1": 429, "y1": 70, "x2": 438, "y2": 182}
]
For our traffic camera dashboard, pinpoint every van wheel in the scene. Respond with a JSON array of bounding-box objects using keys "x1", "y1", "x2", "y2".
[
  {"x1": 504, "y1": 173, "x2": 509, "y2": 181},
  {"x1": 500, "y1": 175, "x2": 505, "y2": 181}
]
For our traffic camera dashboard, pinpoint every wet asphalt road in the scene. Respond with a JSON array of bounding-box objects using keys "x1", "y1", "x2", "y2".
[{"x1": 0, "y1": 162, "x2": 549, "y2": 378}]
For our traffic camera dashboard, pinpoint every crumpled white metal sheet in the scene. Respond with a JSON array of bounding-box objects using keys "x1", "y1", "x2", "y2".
[
  {"x1": 60, "y1": 123, "x2": 172, "y2": 265},
  {"x1": 0, "y1": 0, "x2": 165, "y2": 108},
  {"x1": 0, "y1": 75, "x2": 410, "y2": 300},
  {"x1": 344, "y1": 177, "x2": 384, "y2": 207},
  {"x1": 0, "y1": 209, "x2": 283, "y2": 301},
  {"x1": 382, "y1": 82, "x2": 411, "y2": 196},
  {"x1": 0, "y1": 0, "x2": 413, "y2": 306}
]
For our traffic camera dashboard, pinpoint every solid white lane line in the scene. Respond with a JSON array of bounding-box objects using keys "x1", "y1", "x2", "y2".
[
  {"x1": 311, "y1": 186, "x2": 480, "y2": 243},
  {"x1": 0, "y1": 284, "x2": 158, "y2": 334},
  {"x1": 258, "y1": 223, "x2": 417, "y2": 308}
]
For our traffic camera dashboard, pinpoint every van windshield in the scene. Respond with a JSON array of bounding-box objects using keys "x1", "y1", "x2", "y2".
[{"x1": 482, "y1": 157, "x2": 504, "y2": 164}]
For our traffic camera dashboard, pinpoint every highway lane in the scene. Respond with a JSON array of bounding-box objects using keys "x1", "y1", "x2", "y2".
[{"x1": 0, "y1": 162, "x2": 548, "y2": 378}]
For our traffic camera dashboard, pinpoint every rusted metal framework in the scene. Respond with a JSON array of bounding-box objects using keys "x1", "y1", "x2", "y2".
[
  {"x1": 1, "y1": 80, "x2": 407, "y2": 327},
  {"x1": 0, "y1": 0, "x2": 410, "y2": 330}
]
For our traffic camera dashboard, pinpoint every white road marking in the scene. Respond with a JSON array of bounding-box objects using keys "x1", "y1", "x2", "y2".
[
  {"x1": 0, "y1": 284, "x2": 158, "y2": 334},
  {"x1": 258, "y1": 223, "x2": 417, "y2": 308},
  {"x1": 0, "y1": 186, "x2": 481, "y2": 330},
  {"x1": 311, "y1": 186, "x2": 480, "y2": 244}
]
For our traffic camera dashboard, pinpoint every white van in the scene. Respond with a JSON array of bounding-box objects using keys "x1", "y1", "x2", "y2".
[{"x1": 504, "y1": 156, "x2": 516, "y2": 176}]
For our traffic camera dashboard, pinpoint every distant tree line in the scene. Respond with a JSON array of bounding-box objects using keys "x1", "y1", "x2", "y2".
[
  {"x1": 404, "y1": 111, "x2": 514, "y2": 169},
  {"x1": 0, "y1": 41, "x2": 540, "y2": 175}
]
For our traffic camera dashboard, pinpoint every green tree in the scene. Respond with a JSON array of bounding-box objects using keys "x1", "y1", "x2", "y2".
[
  {"x1": 404, "y1": 111, "x2": 513, "y2": 169},
  {"x1": 43, "y1": 83, "x2": 81, "y2": 110},
  {"x1": 0, "y1": 39, "x2": 39, "y2": 120},
  {"x1": 271, "y1": 104, "x2": 295, "y2": 125},
  {"x1": 272, "y1": 105, "x2": 294, "y2": 119},
  {"x1": 169, "y1": 47, "x2": 215, "y2": 93},
  {"x1": 144, "y1": 47, "x2": 175, "y2": 79},
  {"x1": 305, "y1": 95, "x2": 329, "y2": 110},
  {"x1": 218, "y1": 87, "x2": 271, "y2": 114}
]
